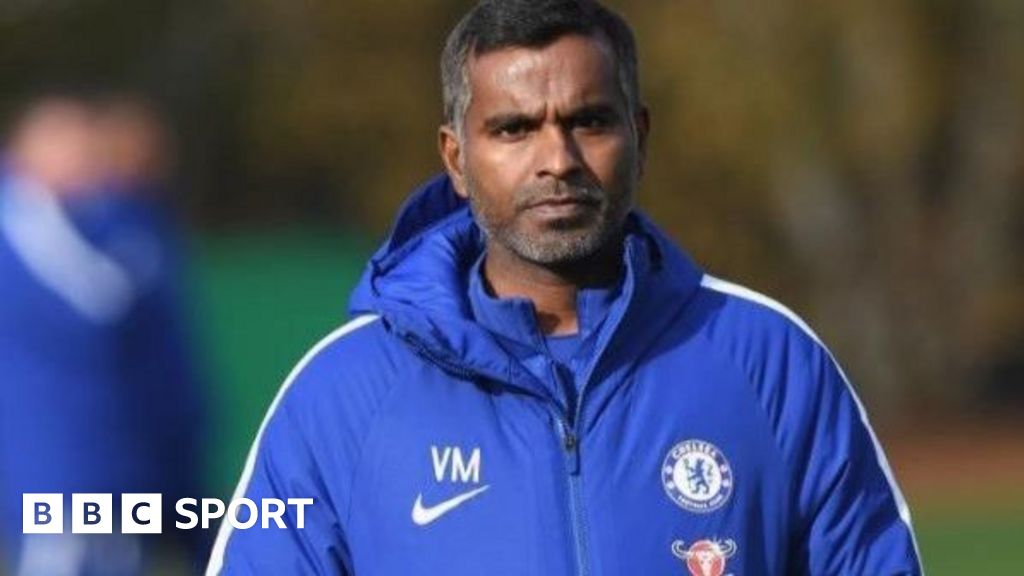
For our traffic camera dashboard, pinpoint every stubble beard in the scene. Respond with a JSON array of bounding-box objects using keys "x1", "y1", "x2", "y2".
[{"x1": 464, "y1": 168, "x2": 633, "y2": 268}]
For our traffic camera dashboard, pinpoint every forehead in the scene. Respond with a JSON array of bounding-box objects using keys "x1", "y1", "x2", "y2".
[{"x1": 465, "y1": 34, "x2": 621, "y2": 114}]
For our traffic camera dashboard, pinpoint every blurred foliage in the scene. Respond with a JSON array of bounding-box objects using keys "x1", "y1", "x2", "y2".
[{"x1": 1, "y1": 0, "x2": 1022, "y2": 413}]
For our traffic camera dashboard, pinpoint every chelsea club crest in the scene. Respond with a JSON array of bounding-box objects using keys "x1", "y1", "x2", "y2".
[{"x1": 662, "y1": 439, "x2": 733, "y2": 513}]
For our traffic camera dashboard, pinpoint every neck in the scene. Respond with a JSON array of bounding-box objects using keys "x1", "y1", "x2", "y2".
[{"x1": 482, "y1": 236, "x2": 623, "y2": 336}]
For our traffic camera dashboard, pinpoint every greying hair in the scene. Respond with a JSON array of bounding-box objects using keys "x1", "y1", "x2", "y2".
[{"x1": 441, "y1": 0, "x2": 641, "y2": 138}]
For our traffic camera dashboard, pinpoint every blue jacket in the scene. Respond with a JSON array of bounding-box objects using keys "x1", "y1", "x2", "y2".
[
  {"x1": 209, "y1": 175, "x2": 922, "y2": 575},
  {"x1": 0, "y1": 169, "x2": 205, "y2": 555}
]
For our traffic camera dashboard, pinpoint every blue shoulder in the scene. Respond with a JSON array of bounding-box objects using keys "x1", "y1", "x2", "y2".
[
  {"x1": 694, "y1": 276, "x2": 921, "y2": 572},
  {"x1": 278, "y1": 315, "x2": 399, "y2": 429},
  {"x1": 689, "y1": 274, "x2": 850, "y2": 462},
  {"x1": 693, "y1": 274, "x2": 827, "y2": 387}
]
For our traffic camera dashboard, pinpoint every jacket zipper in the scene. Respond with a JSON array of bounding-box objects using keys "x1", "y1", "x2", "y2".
[
  {"x1": 552, "y1": 262, "x2": 637, "y2": 576},
  {"x1": 405, "y1": 331, "x2": 593, "y2": 575},
  {"x1": 548, "y1": 362, "x2": 590, "y2": 576},
  {"x1": 553, "y1": 415, "x2": 590, "y2": 576}
]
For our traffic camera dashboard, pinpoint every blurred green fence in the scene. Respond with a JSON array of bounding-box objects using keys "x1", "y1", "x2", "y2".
[{"x1": 192, "y1": 230, "x2": 370, "y2": 497}]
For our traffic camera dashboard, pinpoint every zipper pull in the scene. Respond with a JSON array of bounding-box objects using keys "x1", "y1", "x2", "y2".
[{"x1": 562, "y1": 425, "x2": 581, "y2": 475}]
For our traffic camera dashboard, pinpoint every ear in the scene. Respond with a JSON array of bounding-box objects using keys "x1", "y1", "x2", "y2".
[
  {"x1": 633, "y1": 105, "x2": 651, "y2": 180},
  {"x1": 438, "y1": 125, "x2": 469, "y2": 199}
]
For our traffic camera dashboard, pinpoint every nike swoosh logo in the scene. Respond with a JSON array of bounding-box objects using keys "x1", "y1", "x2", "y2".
[{"x1": 411, "y1": 485, "x2": 490, "y2": 526}]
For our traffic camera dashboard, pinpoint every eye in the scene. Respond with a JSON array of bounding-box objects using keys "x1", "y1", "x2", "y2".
[
  {"x1": 571, "y1": 112, "x2": 613, "y2": 132},
  {"x1": 491, "y1": 119, "x2": 532, "y2": 140}
]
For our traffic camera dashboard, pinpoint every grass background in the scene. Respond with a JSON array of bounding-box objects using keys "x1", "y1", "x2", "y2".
[{"x1": 194, "y1": 232, "x2": 1024, "y2": 574}]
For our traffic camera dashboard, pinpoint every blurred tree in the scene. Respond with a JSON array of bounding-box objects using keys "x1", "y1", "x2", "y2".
[{"x1": 2, "y1": 0, "x2": 1021, "y2": 414}]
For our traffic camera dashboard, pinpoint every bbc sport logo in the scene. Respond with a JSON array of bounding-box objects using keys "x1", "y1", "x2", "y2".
[{"x1": 23, "y1": 493, "x2": 313, "y2": 534}]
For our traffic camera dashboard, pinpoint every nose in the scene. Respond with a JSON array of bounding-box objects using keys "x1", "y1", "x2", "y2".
[{"x1": 535, "y1": 125, "x2": 583, "y2": 180}]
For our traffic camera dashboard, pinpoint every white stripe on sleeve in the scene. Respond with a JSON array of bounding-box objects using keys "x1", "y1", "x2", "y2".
[
  {"x1": 700, "y1": 274, "x2": 923, "y2": 572},
  {"x1": 205, "y1": 314, "x2": 380, "y2": 575}
]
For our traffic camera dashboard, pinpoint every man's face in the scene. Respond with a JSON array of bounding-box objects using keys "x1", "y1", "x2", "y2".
[
  {"x1": 441, "y1": 33, "x2": 648, "y2": 266},
  {"x1": 11, "y1": 100, "x2": 102, "y2": 196}
]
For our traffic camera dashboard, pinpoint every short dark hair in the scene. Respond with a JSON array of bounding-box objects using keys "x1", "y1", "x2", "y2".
[{"x1": 441, "y1": 0, "x2": 641, "y2": 136}]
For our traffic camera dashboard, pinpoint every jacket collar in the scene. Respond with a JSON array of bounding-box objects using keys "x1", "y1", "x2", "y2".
[{"x1": 349, "y1": 174, "x2": 704, "y2": 401}]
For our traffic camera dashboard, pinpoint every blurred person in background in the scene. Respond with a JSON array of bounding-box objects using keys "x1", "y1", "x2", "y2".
[
  {"x1": 91, "y1": 95, "x2": 211, "y2": 573},
  {"x1": 0, "y1": 93, "x2": 208, "y2": 575}
]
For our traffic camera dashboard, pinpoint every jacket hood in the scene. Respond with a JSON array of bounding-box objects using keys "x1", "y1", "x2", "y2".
[{"x1": 348, "y1": 174, "x2": 704, "y2": 394}]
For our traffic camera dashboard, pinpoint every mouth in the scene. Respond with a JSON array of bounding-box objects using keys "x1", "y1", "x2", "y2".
[
  {"x1": 524, "y1": 197, "x2": 598, "y2": 220},
  {"x1": 532, "y1": 196, "x2": 595, "y2": 206}
]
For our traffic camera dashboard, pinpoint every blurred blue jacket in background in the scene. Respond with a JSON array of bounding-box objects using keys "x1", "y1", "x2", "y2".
[{"x1": 0, "y1": 163, "x2": 206, "y2": 574}]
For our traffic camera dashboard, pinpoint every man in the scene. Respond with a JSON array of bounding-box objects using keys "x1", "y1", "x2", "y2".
[
  {"x1": 0, "y1": 95, "x2": 206, "y2": 574},
  {"x1": 209, "y1": 1, "x2": 923, "y2": 574}
]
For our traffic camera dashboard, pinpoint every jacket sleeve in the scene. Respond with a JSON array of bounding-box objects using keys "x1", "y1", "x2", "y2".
[
  {"x1": 791, "y1": 344, "x2": 924, "y2": 575},
  {"x1": 207, "y1": 316, "x2": 383, "y2": 575},
  {"x1": 205, "y1": 383, "x2": 352, "y2": 576}
]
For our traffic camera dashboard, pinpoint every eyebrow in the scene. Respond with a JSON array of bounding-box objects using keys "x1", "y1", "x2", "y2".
[
  {"x1": 482, "y1": 112, "x2": 539, "y2": 132},
  {"x1": 481, "y1": 102, "x2": 622, "y2": 131},
  {"x1": 565, "y1": 102, "x2": 620, "y2": 121}
]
